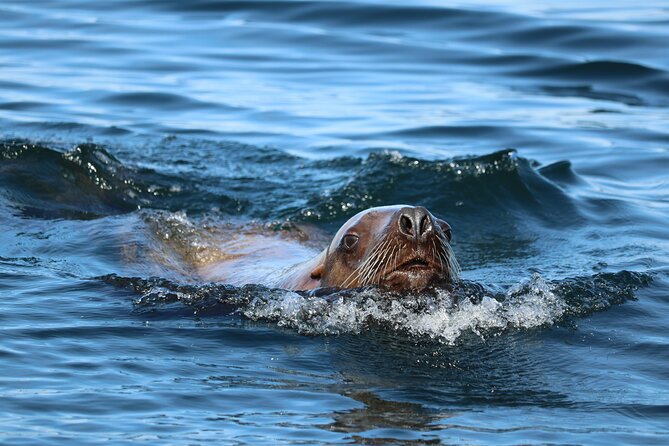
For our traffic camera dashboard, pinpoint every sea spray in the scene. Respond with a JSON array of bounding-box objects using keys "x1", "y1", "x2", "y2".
[{"x1": 103, "y1": 270, "x2": 651, "y2": 344}]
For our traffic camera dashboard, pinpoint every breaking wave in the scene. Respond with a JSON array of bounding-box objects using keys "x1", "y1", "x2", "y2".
[{"x1": 101, "y1": 270, "x2": 651, "y2": 344}]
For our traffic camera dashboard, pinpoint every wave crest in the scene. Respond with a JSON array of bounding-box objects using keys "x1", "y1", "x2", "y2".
[
  {"x1": 0, "y1": 140, "x2": 244, "y2": 219},
  {"x1": 101, "y1": 270, "x2": 651, "y2": 344}
]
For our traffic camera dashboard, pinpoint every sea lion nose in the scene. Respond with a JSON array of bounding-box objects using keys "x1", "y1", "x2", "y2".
[{"x1": 398, "y1": 206, "x2": 433, "y2": 240}]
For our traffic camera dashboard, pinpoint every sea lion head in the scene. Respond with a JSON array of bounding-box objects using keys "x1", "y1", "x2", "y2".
[{"x1": 309, "y1": 205, "x2": 459, "y2": 291}]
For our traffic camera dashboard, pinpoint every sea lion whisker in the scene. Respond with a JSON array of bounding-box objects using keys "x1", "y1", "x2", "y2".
[
  {"x1": 378, "y1": 244, "x2": 396, "y2": 284},
  {"x1": 429, "y1": 238, "x2": 436, "y2": 267},
  {"x1": 341, "y1": 237, "x2": 386, "y2": 287},
  {"x1": 433, "y1": 237, "x2": 446, "y2": 273},
  {"x1": 347, "y1": 238, "x2": 384, "y2": 287},
  {"x1": 376, "y1": 244, "x2": 395, "y2": 284},
  {"x1": 341, "y1": 266, "x2": 363, "y2": 288},
  {"x1": 341, "y1": 238, "x2": 386, "y2": 287},
  {"x1": 446, "y1": 242, "x2": 460, "y2": 273},
  {"x1": 448, "y1": 246, "x2": 462, "y2": 278},
  {"x1": 434, "y1": 242, "x2": 442, "y2": 272},
  {"x1": 364, "y1": 238, "x2": 392, "y2": 286},
  {"x1": 439, "y1": 240, "x2": 460, "y2": 279},
  {"x1": 388, "y1": 244, "x2": 398, "y2": 272},
  {"x1": 356, "y1": 255, "x2": 378, "y2": 287},
  {"x1": 431, "y1": 232, "x2": 459, "y2": 280},
  {"x1": 348, "y1": 249, "x2": 379, "y2": 284},
  {"x1": 363, "y1": 239, "x2": 390, "y2": 286}
]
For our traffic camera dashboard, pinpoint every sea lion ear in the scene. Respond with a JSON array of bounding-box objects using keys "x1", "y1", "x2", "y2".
[{"x1": 310, "y1": 264, "x2": 324, "y2": 280}]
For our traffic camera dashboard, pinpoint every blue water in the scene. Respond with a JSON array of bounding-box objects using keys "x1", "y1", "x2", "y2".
[{"x1": 1, "y1": 1, "x2": 669, "y2": 444}]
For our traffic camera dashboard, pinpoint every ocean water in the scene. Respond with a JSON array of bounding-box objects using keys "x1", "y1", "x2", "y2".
[{"x1": 1, "y1": 1, "x2": 668, "y2": 444}]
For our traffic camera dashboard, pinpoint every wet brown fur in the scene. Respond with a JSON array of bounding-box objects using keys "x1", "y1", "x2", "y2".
[{"x1": 276, "y1": 205, "x2": 459, "y2": 291}]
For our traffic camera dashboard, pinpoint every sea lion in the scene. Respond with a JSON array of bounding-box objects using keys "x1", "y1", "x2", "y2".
[
  {"x1": 153, "y1": 205, "x2": 459, "y2": 292},
  {"x1": 275, "y1": 205, "x2": 459, "y2": 291}
]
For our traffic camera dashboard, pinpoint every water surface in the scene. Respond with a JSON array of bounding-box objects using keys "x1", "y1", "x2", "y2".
[{"x1": 1, "y1": 1, "x2": 668, "y2": 444}]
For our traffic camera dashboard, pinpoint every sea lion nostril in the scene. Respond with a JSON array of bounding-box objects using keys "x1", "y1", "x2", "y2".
[
  {"x1": 399, "y1": 214, "x2": 413, "y2": 236},
  {"x1": 399, "y1": 208, "x2": 433, "y2": 239}
]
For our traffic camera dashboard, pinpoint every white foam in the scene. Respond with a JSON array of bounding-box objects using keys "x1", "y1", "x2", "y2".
[{"x1": 240, "y1": 274, "x2": 566, "y2": 344}]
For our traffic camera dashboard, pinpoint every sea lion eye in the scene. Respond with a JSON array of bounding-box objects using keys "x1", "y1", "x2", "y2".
[{"x1": 341, "y1": 234, "x2": 359, "y2": 250}]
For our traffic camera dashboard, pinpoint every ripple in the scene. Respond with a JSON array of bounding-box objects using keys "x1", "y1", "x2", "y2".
[
  {"x1": 539, "y1": 85, "x2": 645, "y2": 106},
  {"x1": 99, "y1": 92, "x2": 226, "y2": 111},
  {"x1": 523, "y1": 60, "x2": 663, "y2": 80},
  {"x1": 0, "y1": 101, "x2": 53, "y2": 111},
  {"x1": 383, "y1": 125, "x2": 516, "y2": 139}
]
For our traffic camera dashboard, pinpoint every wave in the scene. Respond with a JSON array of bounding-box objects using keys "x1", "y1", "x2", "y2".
[
  {"x1": 100, "y1": 270, "x2": 652, "y2": 344},
  {"x1": 142, "y1": 0, "x2": 517, "y2": 28},
  {"x1": 516, "y1": 60, "x2": 669, "y2": 104},
  {"x1": 0, "y1": 140, "x2": 578, "y2": 231},
  {"x1": 297, "y1": 150, "x2": 580, "y2": 232},
  {"x1": 0, "y1": 139, "x2": 244, "y2": 219},
  {"x1": 522, "y1": 60, "x2": 662, "y2": 80}
]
